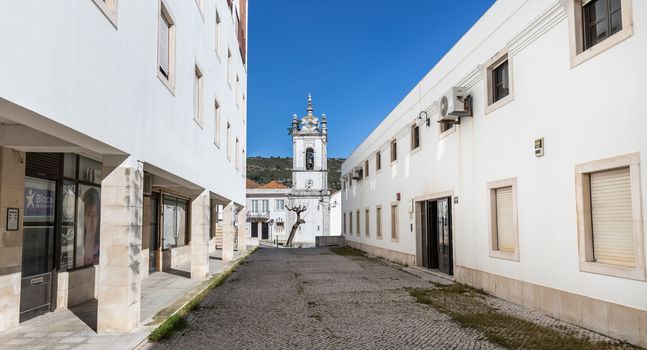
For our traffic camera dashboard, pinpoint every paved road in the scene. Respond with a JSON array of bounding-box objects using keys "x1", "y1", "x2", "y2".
[{"x1": 150, "y1": 247, "x2": 498, "y2": 350}]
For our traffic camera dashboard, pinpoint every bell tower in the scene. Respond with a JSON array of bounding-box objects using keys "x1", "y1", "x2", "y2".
[{"x1": 289, "y1": 94, "x2": 330, "y2": 243}]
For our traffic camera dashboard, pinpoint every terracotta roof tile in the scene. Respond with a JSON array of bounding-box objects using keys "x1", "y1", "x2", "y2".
[
  {"x1": 261, "y1": 180, "x2": 289, "y2": 189},
  {"x1": 246, "y1": 179, "x2": 261, "y2": 189}
]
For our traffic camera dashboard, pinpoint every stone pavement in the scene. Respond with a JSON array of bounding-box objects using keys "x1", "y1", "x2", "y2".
[
  {"x1": 0, "y1": 249, "x2": 245, "y2": 350},
  {"x1": 147, "y1": 247, "x2": 501, "y2": 350}
]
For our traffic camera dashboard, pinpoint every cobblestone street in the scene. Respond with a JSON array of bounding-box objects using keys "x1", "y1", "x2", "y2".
[{"x1": 148, "y1": 247, "x2": 499, "y2": 350}]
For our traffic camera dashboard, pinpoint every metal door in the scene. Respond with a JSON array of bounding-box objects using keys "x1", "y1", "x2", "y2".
[
  {"x1": 20, "y1": 177, "x2": 56, "y2": 322},
  {"x1": 261, "y1": 223, "x2": 269, "y2": 240},
  {"x1": 436, "y1": 198, "x2": 453, "y2": 275}
]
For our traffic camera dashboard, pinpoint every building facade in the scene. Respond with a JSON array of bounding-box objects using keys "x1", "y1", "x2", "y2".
[
  {"x1": 246, "y1": 180, "x2": 290, "y2": 243},
  {"x1": 0, "y1": 0, "x2": 247, "y2": 334},
  {"x1": 342, "y1": 0, "x2": 646, "y2": 347},
  {"x1": 288, "y1": 95, "x2": 331, "y2": 245}
]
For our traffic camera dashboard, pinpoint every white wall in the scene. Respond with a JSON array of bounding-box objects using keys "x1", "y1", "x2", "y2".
[
  {"x1": 342, "y1": 0, "x2": 647, "y2": 313},
  {"x1": 0, "y1": 0, "x2": 247, "y2": 204},
  {"x1": 329, "y1": 191, "x2": 342, "y2": 236}
]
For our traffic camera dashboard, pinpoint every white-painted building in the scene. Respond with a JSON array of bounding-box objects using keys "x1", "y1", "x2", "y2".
[
  {"x1": 246, "y1": 180, "x2": 290, "y2": 243},
  {"x1": 329, "y1": 190, "x2": 342, "y2": 236},
  {"x1": 342, "y1": 0, "x2": 646, "y2": 346},
  {"x1": 0, "y1": 0, "x2": 247, "y2": 334},
  {"x1": 287, "y1": 95, "x2": 332, "y2": 246}
]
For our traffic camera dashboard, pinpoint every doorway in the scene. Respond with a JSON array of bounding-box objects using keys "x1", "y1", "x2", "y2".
[
  {"x1": 251, "y1": 223, "x2": 258, "y2": 238},
  {"x1": 149, "y1": 193, "x2": 160, "y2": 273},
  {"x1": 261, "y1": 223, "x2": 269, "y2": 240},
  {"x1": 420, "y1": 197, "x2": 453, "y2": 276},
  {"x1": 20, "y1": 177, "x2": 57, "y2": 322}
]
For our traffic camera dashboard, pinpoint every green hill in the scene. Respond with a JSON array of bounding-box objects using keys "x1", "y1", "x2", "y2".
[{"x1": 247, "y1": 157, "x2": 345, "y2": 192}]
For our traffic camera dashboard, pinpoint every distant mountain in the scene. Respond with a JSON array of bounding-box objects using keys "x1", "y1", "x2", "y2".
[{"x1": 246, "y1": 157, "x2": 345, "y2": 192}]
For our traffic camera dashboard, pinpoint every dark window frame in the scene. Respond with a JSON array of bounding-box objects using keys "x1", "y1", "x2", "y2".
[
  {"x1": 582, "y1": 0, "x2": 622, "y2": 50},
  {"x1": 492, "y1": 60, "x2": 510, "y2": 103}
]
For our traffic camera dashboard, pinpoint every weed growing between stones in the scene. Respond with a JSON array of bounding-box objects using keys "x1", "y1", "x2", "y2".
[
  {"x1": 329, "y1": 246, "x2": 366, "y2": 257},
  {"x1": 407, "y1": 285, "x2": 638, "y2": 350}
]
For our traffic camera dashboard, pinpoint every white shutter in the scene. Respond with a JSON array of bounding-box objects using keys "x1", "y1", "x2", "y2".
[
  {"x1": 590, "y1": 167, "x2": 634, "y2": 266},
  {"x1": 496, "y1": 186, "x2": 515, "y2": 252},
  {"x1": 159, "y1": 15, "x2": 170, "y2": 76}
]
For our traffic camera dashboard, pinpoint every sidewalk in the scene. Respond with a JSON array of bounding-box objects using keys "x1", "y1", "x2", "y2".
[{"x1": 0, "y1": 248, "x2": 253, "y2": 350}]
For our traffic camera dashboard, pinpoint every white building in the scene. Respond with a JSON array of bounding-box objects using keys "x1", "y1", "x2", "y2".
[
  {"x1": 342, "y1": 0, "x2": 646, "y2": 347},
  {"x1": 329, "y1": 190, "x2": 342, "y2": 236},
  {"x1": 0, "y1": 0, "x2": 247, "y2": 334},
  {"x1": 246, "y1": 180, "x2": 290, "y2": 243},
  {"x1": 287, "y1": 95, "x2": 332, "y2": 245}
]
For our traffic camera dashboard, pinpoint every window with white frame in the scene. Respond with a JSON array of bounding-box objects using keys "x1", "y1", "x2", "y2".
[
  {"x1": 485, "y1": 50, "x2": 513, "y2": 113},
  {"x1": 158, "y1": 1, "x2": 176, "y2": 92},
  {"x1": 226, "y1": 122, "x2": 232, "y2": 160},
  {"x1": 194, "y1": 64, "x2": 204, "y2": 126},
  {"x1": 488, "y1": 178, "x2": 519, "y2": 261},
  {"x1": 365, "y1": 208, "x2": 370, "y2": 238},
  {"x1": 411, "y1": 124, "x2": 420, "y2": 150},
  {"x1": 575, "y1": 153, "x2": 645, "y2": 280},
  {"x1": 376, "y1": 151, "x2": 381, "y2": 171},
  {"x1": 391, "y1": 204, "x2": 399, "y2": 241},
  {"x1": 214, "y1": 100, "x2": 221, "y2": 147},
  {"x1": 567, "y1": 0, "x2": 633, "y2": 67},
  {"x1": 251, "y1": 200, "x2": 258, "y2": 213},
  {"x1": 276, "y1": 199, "x2": 285, "y2": 211},
  {"x1": 390, "y1": 139, "x2": 397, "y2": 163},
  {"x1": 261, "y1": 200, "x2": 269, "y2": 213}
]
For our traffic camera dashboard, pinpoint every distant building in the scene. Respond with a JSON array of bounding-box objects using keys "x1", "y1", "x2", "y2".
[
  {"x1": 342, "y1": 0, "x2": 646, "y2": 347},
  {"x1": 246, "y1": 180, "x2": 290, "y2": 243}
]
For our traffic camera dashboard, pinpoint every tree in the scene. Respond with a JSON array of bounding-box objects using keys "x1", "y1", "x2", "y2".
[{"x1": 285, "y1": 203, "x2": 307, "y2": 246}]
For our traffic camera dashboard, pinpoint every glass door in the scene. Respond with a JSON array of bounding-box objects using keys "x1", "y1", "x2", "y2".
[
  {"x1": 149, "y1": 194, "x2": 159, "y2": 273},
  {"x1": 20, "y1": 177, "x2": 56, "y2": 322},
  {"x1": 436, "y1": 198, "x2": 453, "y2": 276}
]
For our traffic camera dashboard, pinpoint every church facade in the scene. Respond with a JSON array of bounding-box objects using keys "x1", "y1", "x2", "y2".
[{"x1": 287, "y1": 95, "x2": 331, "y2": 245}]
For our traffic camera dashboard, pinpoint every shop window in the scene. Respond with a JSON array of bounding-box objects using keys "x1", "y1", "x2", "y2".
[{"x1": 162, "y1": 196, "x2": 189, "y2": 249}]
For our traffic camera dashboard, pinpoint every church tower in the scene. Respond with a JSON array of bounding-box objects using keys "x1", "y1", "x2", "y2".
[{"x1": 289, "y1": 94, "x2": 330, "y2": 244}]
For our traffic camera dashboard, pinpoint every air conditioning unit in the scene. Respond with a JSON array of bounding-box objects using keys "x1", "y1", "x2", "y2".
[
  {"x1": 438, "y1": 87, "x2": 470, "y2": 121},
  {"x1": 352, "y1": 168, "x2": 363, "y2": 180},
  {"x1": 143, "y1": 172, "x2": 153, "y2": 196}
]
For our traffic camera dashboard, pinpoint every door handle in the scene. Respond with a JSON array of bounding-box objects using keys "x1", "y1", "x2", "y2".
[{"x1": 31, "y1": 277, "x2": 44, "y2": 285}]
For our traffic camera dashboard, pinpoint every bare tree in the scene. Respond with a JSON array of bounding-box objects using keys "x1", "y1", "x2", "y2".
[{"x1": 285, "y1": 203, "x2": 307, "y2": 246}]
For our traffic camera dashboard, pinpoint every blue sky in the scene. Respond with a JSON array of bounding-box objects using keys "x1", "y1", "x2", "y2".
[{"x1": 247, "y1": 0, "x2": 496, "y2": 158}]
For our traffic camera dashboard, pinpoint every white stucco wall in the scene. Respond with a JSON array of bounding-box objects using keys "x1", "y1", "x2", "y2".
[
  {"x1": 329, "y1": 191, "x2": 342, "y2": 236},
  {"x1": 0, "y1": 0, "x2": 247, "y2": 204},
  {"x1": 342, "y1": 0, "x2": 647, "y2": 313}
]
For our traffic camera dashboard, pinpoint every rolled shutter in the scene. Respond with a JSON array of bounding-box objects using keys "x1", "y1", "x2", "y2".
[
  {"x1": 496, "y1": 186, "x2": 515, "y2": 252},
  {"x1": 590, "y1": 167, "x2": 634, "y2": 266},
  {"x1": 159, "y1": 15, "x2": 170, "y2": 76}
]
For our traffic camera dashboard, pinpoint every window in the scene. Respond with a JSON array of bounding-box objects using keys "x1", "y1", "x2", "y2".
[
  {"x1": 261, "y1": 200, "x2": 269, "y2": 213},
  {"x1": 214, "y1": 100, "x2": 221, "y2": 147},
  {"x1": 439, "y1": 122, "x2": 454, "y2": 136},
  {"x1": 390, "y1": 139, "x2": 397, "y2": 163},
  {"x1": 488, "y1": 178, "x2": 519, "y2": 261},
  {"x1": 411, "y1": 124, "x2": 420, "y2": 150},
  {"x1": 158, "y1": 1, "x2": 176, "y2": 93},
  {"x1": 275, "y1": 219, "x2": 284, "y2": 232},
  {"x1": 583, "y1": 0, "x2": 622, "y2": 50},
  {"x1": 365, "y1": 209, "x2": 370, "y2": 238},
  {"x1": 227, "y1": 49, "x2": 233, "y2": 88},
  {"x1": 343, "y1": 213, "x2": 347, "y2": 234},
  {"x1": 485, "y1": 50, "x2": 513, "y2": 113},
  {"x1": 376, "y1": 205, "x2": 382, "y2": 239},
  {"x1": 356, "y1": 210, "x2": 360, "y2": 237},
  {"x1": 575, "y1": 153, "x2": 645, "y2": 280},
  {"x1": 349, "y1": 212, "x2": 353, "y2": 235},
  {"x1": 194, "y1": 64, "x2": 204, "y2": 126},
  {"x1": 235, "y1": 138, "x2": 240, "y2": 169},
  {"x1": 391, "y1": 204, "x2": 399, "y2": 241},
  {"x1": 215, "y1": 11, "x2": 222, "y2": 57},
  {"x1": 226, "y1": 122, "x2": 231, "y2": 160},
  {"x1": 567, "y1": 0, "x2": 633, "y2": 67},
  {"x1": 364, "y1": 160, "x2": 369, "y2": 177},
  {"x1": 305, "y1": 148, "x2": 315, "y2": 170},
  {"x1": 162, "y1": 195, "x2": 189, "y2": 249},
  {"x1": 376, "y1": 151, "x2": 381, "y2": 171},
  {"x1": 276, "y1": 199, "x2": 285, "y2": 211},
  {"x1": 251, "y1": 200, "x2": 258, "y2": 213},
  {"x1": 235, "y1": 75, "x2": 240, "y2": 107},
  {"x1": 90, "y1": 0, "x2": 118, "y2": 26}
]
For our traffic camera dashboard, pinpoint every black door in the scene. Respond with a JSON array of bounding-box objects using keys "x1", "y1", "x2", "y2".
[
  {"x1": 20, "y1": 177, "x2": 56, "y2": 322},
  {"x1": 261, "y1": 223, "x2": 269, "y2": 240},
  {"x1": 436, "y1": 198, "x2": 453, "y2": 275},
  {"x1": 251, "y1": 223, "x2": 258, "y2": 238},
  {"x1": 149, "y1": 194, "x2": 159, "y2": 273}
]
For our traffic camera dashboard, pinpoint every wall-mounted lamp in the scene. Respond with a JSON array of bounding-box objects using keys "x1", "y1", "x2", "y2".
[{"x1": 416, "y1": 111, "x2": 430, "y2": 127}]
